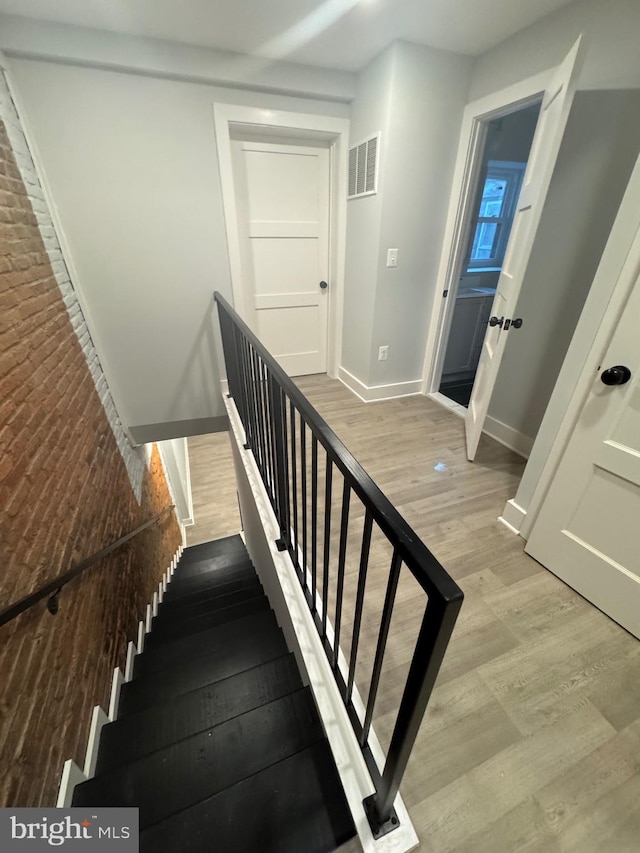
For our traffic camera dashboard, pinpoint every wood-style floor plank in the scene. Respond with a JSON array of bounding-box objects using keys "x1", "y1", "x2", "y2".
[
  {"x1": 186, "y1": 432, "x2": 240, "y2": 546},
  {"x1": 188, "y1": 374, "x2": 640, "y2": 853}
]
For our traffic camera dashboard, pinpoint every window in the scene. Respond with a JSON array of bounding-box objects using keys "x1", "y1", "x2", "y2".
[{"x1": 467, "y1": 161, "x2": 526, "y2": 271}]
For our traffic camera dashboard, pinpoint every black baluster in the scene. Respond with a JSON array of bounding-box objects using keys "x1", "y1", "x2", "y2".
[
  {"x1": 300, "y1": 419, "x2": 308, "y2": 597},
  {"x1": 361, "y1": 548, "x2": 402, "y2": 746},
  {"x1": 371, "y1": 595, "x2": 462, "y2": 827},
  {"x1": 347, "y1": 510, "x2": 373, "y2": 702},
  {"x1": 322, "y1": 457, "x2": 333, "y2": 642},
  {"x1": 333, "y1": 480, "x2": 351, "y2": 671},
  {"x1": 290, "y1": 401, "x2": 300, "y2": 579},
  {"x1": 269, "y1": 373, "x2": 289, "y2": 551},
  {"x1": 311, "y1": 436, "x2": 318, "y2": 614}
]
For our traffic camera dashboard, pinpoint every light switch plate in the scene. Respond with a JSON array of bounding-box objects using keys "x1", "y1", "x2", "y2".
[{"x1": 386, "y1": 248, "x2": 398, "y2": 268}]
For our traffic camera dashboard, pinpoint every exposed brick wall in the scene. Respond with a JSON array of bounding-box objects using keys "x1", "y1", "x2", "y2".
[
  {"x1": 0, "y1": 112, "x2": 182, "y2": 807},
  {"x1": 0, "y1": 67, "x2": 145, "y2": 498}
]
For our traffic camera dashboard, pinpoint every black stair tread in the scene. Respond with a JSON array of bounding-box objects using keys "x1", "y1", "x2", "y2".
[
  {"x1": 155, "y1": 582, "x2": 264, "y2": 624},
  {"x1": 122, "y1": 623, "x2": 288, "y2": 715},
  {"x1": 147, "y1": 596, "x2": 270, "y2": 647},
  {"x1": 168, "y1": 561, "x2": 256, "y2": 593},
  {"x1": 174, "y1": 553, "x2": 253, "y2": 582},
  {"x1": 162, "y1": 575, "x2": 263, "y2": 612},
  {"x1": 73, "y1": 688, "x2": 326, "y2": 830},
  {"x1": 139, "y1": 741, "x2": 356, "y2": 853},
  {"x1": 179, "y1": 535, "x2": 246, "y2": 564},
  {"x1": 96, "y1": 654, "x2": 302, "y2": 776},
  {"x1": 134, "y1": 610, "x2": 281, "y2": 679},
  {"x1": 162, "y1": 572, "x2": 260, "y2": 607}
]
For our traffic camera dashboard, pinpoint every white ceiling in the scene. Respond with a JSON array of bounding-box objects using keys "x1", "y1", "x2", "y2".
[{"x1": 0, "y1": 0, "x2": 578, "y2": 72}]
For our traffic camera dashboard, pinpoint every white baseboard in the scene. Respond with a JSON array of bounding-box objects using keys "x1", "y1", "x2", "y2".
[
  {"x1": 83, "y1": 705, "x2": 109, "y2": 777},
  {"x1": 498, "y1": 498, "x2": 527, "y2": 536},
  {"x1": 338, "y1": 367, "x2": 422, "y2": 403},
  {"x1": 56, "y1": 539, "x2": 183, "y2": 806},
  {"x1": 57, "y1": 760, "x2": 86, "y2": 807},
  {"x1": 428, "y1": 391, "x2": 466, "y2": 419},
  {"x1": 125, "y1": 641, "x2": 137, "y2": 682},
  {"x1": 108, "y1": 668, "x2": 124, "y2": 722},
  {"x1": 483, "y1": 415, "x2": 534, "y2": 459}
]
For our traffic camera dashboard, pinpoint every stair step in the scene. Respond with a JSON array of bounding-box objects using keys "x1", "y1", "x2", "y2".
[
  {"x1": 162, "y1": 574, "x2": 263, "y2": 610},
  {"x1": 164, "y1": 571, "x2": 260, "y2": 604},
  {"x1": 96, "y1": 654, "x2": 302, "y2": 776},
  {"x1": 147, "y1": 596, "x2": 270, "y2": 647},
  {"x1": 175, "y1": 554, "x2": 253, "y2": 582},
  {"x1": 134, "y1": 610, "x2": 281, "y2": 679},
  {"x1": 156, "y1": 582, "x2": 263, "y2": 624},
  {"x1": 73, "y1": 688, "x2": 325, "y2": 830},
  {"x1": 168, "y1": 561, "x2": 256, "y2": 594},
  {"x1": 122, "y1": 622, "x2": 288, "y2": 715},
  {"x1": 179, "y1": 535, "x2": 247, "y2": 564},
  {"x1": 139, "y1": 741, "x2": 356, "y2": 853}
]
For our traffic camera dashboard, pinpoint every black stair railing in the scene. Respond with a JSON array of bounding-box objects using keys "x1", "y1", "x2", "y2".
[{"x1": 215, "y1": 292, "x2": 463, "y2": 838}]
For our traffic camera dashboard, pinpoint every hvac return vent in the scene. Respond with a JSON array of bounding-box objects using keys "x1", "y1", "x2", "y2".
[{"x1": 348, "y1": 133, "x2": 380, "y2": 199}]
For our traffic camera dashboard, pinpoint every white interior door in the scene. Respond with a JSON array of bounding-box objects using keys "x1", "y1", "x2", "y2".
[
  {"x1": 525, "y1": 220, "x2": 640, "y2": 639},
  {"x1": 465, "y1": 37, "x2": 584, "y2": 460},
  {"x1": 231, "y1": 140, "x2": 330, "y2": 376}
]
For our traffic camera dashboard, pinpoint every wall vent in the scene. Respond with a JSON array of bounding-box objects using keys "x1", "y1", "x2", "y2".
[{"x1": 348, "y1": 133, "x2": 380, "y2": 199}]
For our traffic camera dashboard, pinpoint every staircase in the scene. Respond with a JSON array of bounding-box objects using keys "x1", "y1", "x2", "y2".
[{"x1": 72, "y1": 535, "x2": 356, "y2": 852}]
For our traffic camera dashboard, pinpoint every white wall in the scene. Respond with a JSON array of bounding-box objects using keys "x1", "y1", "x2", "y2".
[
  {"x1": 470, "y1": 0, "x2": 640, "y2": 100},
  {"x1": 488, "y1": 90, "x2": 640, "y2": 445},
  {"x1": 340, "y1": 47, "x2": 394, "y2": 384},
  {"x1": 8, "y1": 57, "x2": 348, "y2": 437},
  {"x1": 342, "y1": 41, "x2": 472, "y2": 389},
  {"x1": 369, "y1": 42, "x2": 473, "y2": 388},
  {"x1": 158, "y1": 438, "x2": 193, "y2": 524}
]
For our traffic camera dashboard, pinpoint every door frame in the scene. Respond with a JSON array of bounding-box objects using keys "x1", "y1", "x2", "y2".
[
  {"x1": 420, "y1": 70, "x2": 550, "y2": 404},
  {"x1": 214, "y1": 103, "x2": 349, "y2": 378}
]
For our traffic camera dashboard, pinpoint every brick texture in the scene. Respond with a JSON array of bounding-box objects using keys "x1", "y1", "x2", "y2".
[{"x1": 0, "y1": 118, "x2": 182, "y2": 807}]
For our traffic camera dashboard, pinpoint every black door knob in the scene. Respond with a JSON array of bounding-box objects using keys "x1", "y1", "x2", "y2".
[
  {"x1": 489, "y1": 316, "x2": 504, "y2": 328},
  {"x1": 319, "y1": 280, "x2": 328, "y2": 289},
  {"x1": 600, "y1": 365, "x2": 631, "y2": 386}
]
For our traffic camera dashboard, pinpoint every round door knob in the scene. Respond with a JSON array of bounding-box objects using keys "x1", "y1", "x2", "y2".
[
  {"x1": 600, "y1": 365, "x2": 631, "y2": 386},
  {"x1": 319, "y1": 280, "x2": 328, "y2": 289}
]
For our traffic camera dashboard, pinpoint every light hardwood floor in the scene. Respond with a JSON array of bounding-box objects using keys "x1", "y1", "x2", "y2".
[
  {"x1": 186, "y1": 432, "x2": 241, "y2": 546},
  {"x1": 189, "y1": 375, "x2": 640, "y2": 852}
]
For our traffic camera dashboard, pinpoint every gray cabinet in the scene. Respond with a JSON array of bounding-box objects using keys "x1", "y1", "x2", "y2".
[{"x1": 442, "y1": 294, "x2": 493, "y2": 382}]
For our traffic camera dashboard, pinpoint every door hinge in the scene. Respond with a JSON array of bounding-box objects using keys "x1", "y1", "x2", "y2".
[{"x1": 443, "y1": 289, "x2": 448, "y2": 297}]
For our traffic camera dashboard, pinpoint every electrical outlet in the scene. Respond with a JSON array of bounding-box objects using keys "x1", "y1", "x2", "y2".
[
  {"x1": 386, "y1": 248, "x2": 399, "y2": 268},
  {"x1": 378, "y1": 345, "x2": 389, "y2": 361}
]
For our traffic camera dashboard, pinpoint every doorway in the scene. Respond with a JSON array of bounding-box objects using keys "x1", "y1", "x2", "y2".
[
  {"x1": 230, "y1": 135, "x2": 331, "y2": 376},
  {"x1": 213, "y1": 104, "x2": 350, "y2": 381},
  {"x1": 438, "y1": 102, "x2": 541, "y2": 407}
]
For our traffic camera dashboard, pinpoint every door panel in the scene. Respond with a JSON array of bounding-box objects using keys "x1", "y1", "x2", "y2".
[
  {"x1": 465, "y1": 37, "x2": 584, "y2": 460},
  {"x1": 526, "y1": 224, "x2": 640, "y2": 638},
  {"x1": 259, "y1": 304, "x2": 321, "y2": 375},
  {"x1": 251, "y1": 238, "x2": 320, "y2": 296},
  {"x1": 232, "y1": 140, "x2": 330, "y2": 376}
]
